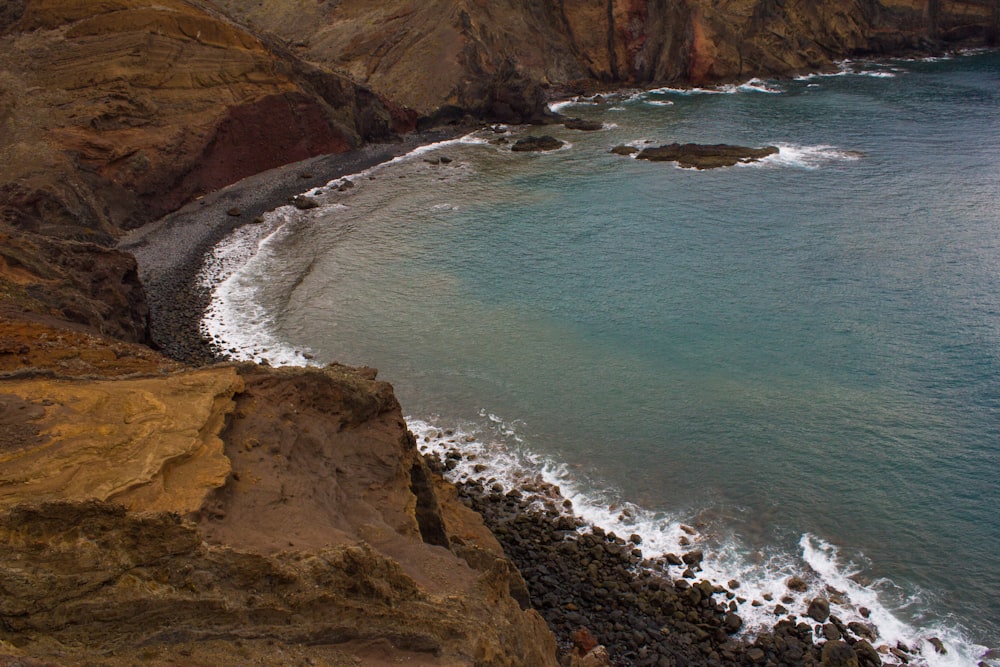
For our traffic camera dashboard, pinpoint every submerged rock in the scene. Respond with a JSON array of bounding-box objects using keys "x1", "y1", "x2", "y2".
[
  {"x1": 563, "y1": 118, "x2": 604, "y2": 131},
  {"x1": 512, "y1": 135, "x2": 565, "y2": 152},
  {"x1": 630, "y1": 143, "x2": 779, "y2": 169},
  {"x1": 610, "y1": 144, "x2": 639, "y2": 156}
]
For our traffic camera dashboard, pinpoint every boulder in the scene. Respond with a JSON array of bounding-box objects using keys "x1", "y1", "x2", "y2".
[
  {"x1": 611, "y1": 145, "x2": 639, "y2": 156},
  {"x1": 292, "y1": 195, "x2": 320, "y2": 210},
  {"x1": 634, "y1": 143, "x2": 779, "y2": 169},
  {"x1": 848, "y1": 621, "x2": 877, "y2": 642},
  {"x1": 724, "y1": 612, "x2": 743, "y2": 634},
  {"x1": 822, "y1": 640, "x2": 860, "y2": 667},
  {"x1": 564, "y1": 118, "x2": 604, "y2": 131},
  {"x1": 854, "y1": 639, "x2": 883, "y2": 667},
  {"x1": 682, "y1": 549, "x2": 704, "y2": 565},
  {"x1": 808, "y1": 597, "x2": 831, "y2": 622},
  {"x1": 512, "y1": 135, "x2": 565, "y2": 152}
]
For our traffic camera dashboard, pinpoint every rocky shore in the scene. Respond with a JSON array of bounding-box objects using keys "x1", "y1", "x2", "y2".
[
  {"x1": 110, "y1": 127, "x2": 861, "y2": 667},
  {"x1": 120, "y1": 131, "x2": 459, "y2": 364},
  {"x1": 420, "y1": 443, "x2": 935, "y2": 667},
  {"x1": 4, "y1": 0, "x2": 999, "y2": 664}
]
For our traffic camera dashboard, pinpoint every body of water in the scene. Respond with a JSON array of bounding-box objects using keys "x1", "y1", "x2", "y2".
[{"x1": 202, "y1": 52, "x2": 1000, "y2": 665}]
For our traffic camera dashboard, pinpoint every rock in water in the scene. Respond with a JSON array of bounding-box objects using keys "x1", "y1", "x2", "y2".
[
  {"x1": 785, "y1": 575, "x2": 809, "y2": 592},
  {"x1": 822, "y1": 640, "x2": 860, "y2": 667},
  {"x1": 610, "y1": 145, "x2": 639, "y2": 156},
  {"x1": 511, "y1": 136, "x2": 565, "y2": 152},
  {"x1": 292, "y1": 195, "x2": 320, "y2": 210},
  {"x1": 632, "y1": 143, "x2": 779, "y2": 169},
  {"x1": 808, "y1": 597, "x2": 831, "y2": 623},
  {"x1": 563, "y1": 118, "x2": 604, "y2": 131}
]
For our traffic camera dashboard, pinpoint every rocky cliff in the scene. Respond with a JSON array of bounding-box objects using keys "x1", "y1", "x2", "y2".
[
  {"x1": 0, "y1": 0, "x2": 413, "y2": 341},
  {"x1": 212, "y1": 0, "x2": 998, "y2": 109},
  {"x1": 0, "y1": 324, "x2": 557, "y2": 665},
  {"x1": 1, "y1": 0, "x2": 997, "y2": 665}
]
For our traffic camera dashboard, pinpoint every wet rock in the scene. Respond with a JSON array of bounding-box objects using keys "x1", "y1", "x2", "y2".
[
  {"x1": 889, "y1": 646, "x2": 910, "y2": 663},
  {"x1": 681, "y1": 549, "x2": 703, "y2": 566},
  {"x1": 563, "y1": 118, "x2": 604, "y2": 131},
  {"x1": 512, "y1": 136, "x2": 565, "y2": 152},
  {"x1": 226, "y1": 207, "x2": 242, "y2": 216},
  {"x1": 927, "y1": 637, "x2": 946, "y2": 654},
  {"x1": 633, "y1": 143, "x2": 779, "y2": 169},
  {"x1": 291, "y1": 195, "x2": 320, "y2": 210},
  {"x1": 854, "y1": 640, "x2": 883, "y2": 667},
  {"x1": 848, "y1": 621, "x2": 877, "y2": 642},
  {"x1": 822, "y1": 640, "x2": 860, "y2": 667},
  {"x1": 807, "y1": 597, "x2": 831, "y2": 623},
  {"x1": 786, "y1": 575, "x2": 809, "y2": 592},
  {"x1": 610, "y1": 144, "x2": 639, "y2": 156},
  {"x1": 724, "y1": 613, "x2": 743, "y2": 634}
]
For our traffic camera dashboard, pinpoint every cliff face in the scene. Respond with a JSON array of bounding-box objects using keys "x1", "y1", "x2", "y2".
[
  {"x1": 0, "y1": 340, "x2": 557, "y2": 666},
  {"x1": 0, "y1": 0, "x2": 414, "y2": 343},
  {"x1": 0, "y1": 0, "x2": 412, "y2": 237},
  {"x1": 212, "y1": 0, "x2": 997, "y2": 109},
  {"x1": 1, "y1": 1, "x2": 997, "y2": 665}
]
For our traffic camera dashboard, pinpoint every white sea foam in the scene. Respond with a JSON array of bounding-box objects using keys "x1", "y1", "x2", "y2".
[
  {"x1": 199, "y1": 132, "x2": 489, "y2": 365},
  {"x1": 410, "y1": 413, "x2": 987, "y2": 665},
  {"x1": 793, "y1": 70, "x2": 848, "y2": 82},
  {"x1": 795, "y1": 60, "x2": 907, "y2": 82},
  {"x1": 649, "y1": 77, "x2": 784, "y2": 96},
  {"x1": 647, "y1": 85, "x2": 723, "y2": 96},
  {"x1": 548, "y1": 94, "x2": 612, "y2": 112},
  {"x1": 734, "y1": 78, "x2": 784, "y2": 94},
  {"x1": 756, "y1": 143, "x2": 864, "y2": 170},
  {"x1": 801, "y1": 537, "x2": 988, "y2": 667},
  {"x1": 645, "y1": 99, "x2": 674, "y2": 107},
  {"x1": 548, "y1": 98, "x2": 581, "y2": 113}
]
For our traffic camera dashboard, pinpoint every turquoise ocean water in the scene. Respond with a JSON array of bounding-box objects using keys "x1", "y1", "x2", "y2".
[{"x1": 202, "y1": 52, "x2": 1000, "y2": 664}]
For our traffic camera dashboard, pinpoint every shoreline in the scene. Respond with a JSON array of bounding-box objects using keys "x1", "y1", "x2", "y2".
[
  {"x1": 120, "y1": 130, "x2": 462, "y2": 364},
  {"x1": 120, "y1": 109, "x2": 984, "y2": 665}
]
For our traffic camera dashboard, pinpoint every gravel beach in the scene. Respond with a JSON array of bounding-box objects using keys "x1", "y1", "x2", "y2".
[{"x1": 120, "y1": 132, "x2": 458, "y2": 363}]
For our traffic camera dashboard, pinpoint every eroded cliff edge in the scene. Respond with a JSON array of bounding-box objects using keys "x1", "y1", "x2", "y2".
[
  {"x1": 1, "y1": 0, "x2": 998, "y2": 665},
  {"x1": 0, "y1": 327, "x2": 556, "y2": 665}
]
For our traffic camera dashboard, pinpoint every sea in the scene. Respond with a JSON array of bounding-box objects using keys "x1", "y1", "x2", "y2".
[{"x1": 201, "y1": 51, "x2": 1000, "y2": 665}]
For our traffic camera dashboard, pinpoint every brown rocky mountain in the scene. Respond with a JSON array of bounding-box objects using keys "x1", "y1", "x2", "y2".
[
  {"x1": 214, "y1": 0, "x2": 998, "y2": 110},
  {"x1": 0, "y1": 0, "x2": 997, "y2": 664}
]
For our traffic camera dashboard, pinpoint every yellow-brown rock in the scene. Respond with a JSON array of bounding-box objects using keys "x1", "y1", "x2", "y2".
[
  {"x1": 0, "y1": 318, "x2": 178, "y2": 377},
  {"x1": 0, "y1": 363, "x2": 559, "y2": 666},
  {"x1": 0, "y1": 366, "x2": 240, "y2": 513}
]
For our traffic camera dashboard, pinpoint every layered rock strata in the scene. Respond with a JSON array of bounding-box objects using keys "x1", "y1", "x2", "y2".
[{"x1": 0, "y1": 356, "x2": 558, "y2": 666}]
